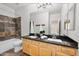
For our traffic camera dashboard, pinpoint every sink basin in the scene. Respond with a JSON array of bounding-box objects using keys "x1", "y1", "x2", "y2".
[
  {"x1": 29, "y1": 36, "x2": 37, "y2": 39},
  {"x1": 47, "y1": 38, "x2": 62, "y2": 43},
  {"x1": 41, "y1": 36, "x2": 48, "y2": 39}
]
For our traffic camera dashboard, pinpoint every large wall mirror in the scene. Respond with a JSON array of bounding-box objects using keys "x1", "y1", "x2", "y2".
[
  {"x1": 30, "y1": 11, "x2": 49, "y2": 34},
  {"x1": 30, "y1": 11, "x2": 61, "y2": 35},
  {"x1": 29, "y1": 3, "x2": 62, "y2": 35},
  {"x1": 29, "y1": 3, "x2": 76, "y2": 36},
  {"x1": 49, "y1": 12, "x2": 61, "y2": 35}
]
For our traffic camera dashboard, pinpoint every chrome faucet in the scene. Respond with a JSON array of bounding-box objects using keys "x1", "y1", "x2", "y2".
[{"x1": 52, "y1": 35, "x2": 56, "y2": 39}]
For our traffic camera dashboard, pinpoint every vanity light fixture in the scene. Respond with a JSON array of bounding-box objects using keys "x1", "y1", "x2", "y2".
[{"x1": 37, "y1": 3, "x2": 53, "y2": 9}]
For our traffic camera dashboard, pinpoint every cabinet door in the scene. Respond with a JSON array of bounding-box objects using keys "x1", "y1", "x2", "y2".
[
  {"x1": 22, "y1": 43, "x2": 30, "y2": 54},
  {"x1": 39, "y1": 47, "x2": 51, "y2": 56},
  {"x1": 30, "y1": 45, "x2": 39, "y2": 56},
  {"x1": 39, "y1": 42, "x2": 51, "y2": 56},
  {"x1": 61, "y1": 46, "x2": 76, "y2": 56},
  {"x1": 50, "y1": 44, "x2": 58, "y2": 56},
  {"x1": 22, "y1": 39, "x2": 31, "y2": 55}
]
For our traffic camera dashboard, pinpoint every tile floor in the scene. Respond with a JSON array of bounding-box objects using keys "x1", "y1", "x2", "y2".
[{"x1": 0, "y1": 49, "x2": 29, "y2": 56}]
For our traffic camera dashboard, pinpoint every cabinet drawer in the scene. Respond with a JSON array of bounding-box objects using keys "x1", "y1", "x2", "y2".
[
  {"x1": 23, "y1": 39, "x2": 31, "y2": 44},
  {"x1": 39, "y1": 42, "x2": 49, "y2": 48},
  {"x1": 31, "y1": 40, "x2": 39, "y2": 46},
  {"x1": 56, "y1": 52, "x2": 69, "y2": 56},
  {"x1": 61, "y1": 46, "x2": 76, "y2": 56}
]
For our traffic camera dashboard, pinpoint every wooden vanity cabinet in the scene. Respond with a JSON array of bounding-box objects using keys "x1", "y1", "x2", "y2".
[{"x1": 22, "y1": 39, "x2": 77, "y2": 56}]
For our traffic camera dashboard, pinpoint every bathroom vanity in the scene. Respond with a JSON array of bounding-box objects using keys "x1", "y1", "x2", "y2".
[{"x1": 22, "y1": 35, "x2": 78, "y2": 56}]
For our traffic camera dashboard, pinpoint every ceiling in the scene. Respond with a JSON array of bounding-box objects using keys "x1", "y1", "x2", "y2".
[
  {"x1": 35, "y1": 3, "x2": 63, "y2": 13},
  {"x1": 2, "y1": 3, "x2": 30, "y2": 9},
  {"x1": 2, "y1": 3, "x2": 62, "y2": 13}
]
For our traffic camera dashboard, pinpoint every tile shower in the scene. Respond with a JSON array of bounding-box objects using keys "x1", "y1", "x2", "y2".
[{"x1": 0, "y1": 15, "x2": 21, "y2": 41}]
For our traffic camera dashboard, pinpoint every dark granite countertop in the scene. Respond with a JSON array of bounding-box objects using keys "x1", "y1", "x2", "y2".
[{"x1": 22, "y1": 35, "x2": 78, "y2": 49}]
